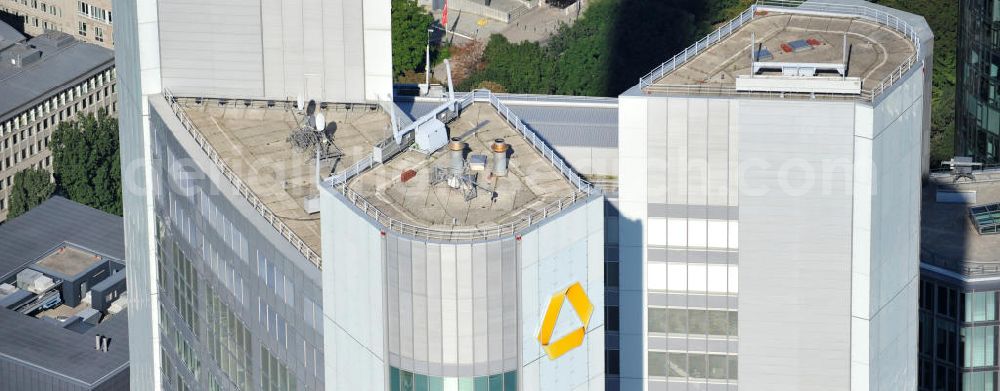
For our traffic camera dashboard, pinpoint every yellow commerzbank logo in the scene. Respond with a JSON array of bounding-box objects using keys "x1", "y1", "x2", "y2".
[{"x1": 537, "y1": 282, "x2": 594, "y2": 360}]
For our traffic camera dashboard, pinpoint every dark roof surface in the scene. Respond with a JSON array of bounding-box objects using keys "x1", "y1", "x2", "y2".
[
  {"x1": 0, "y1": 196, "x2": 124, "y2": 280},
  {"x1": 0, "y1": 21, "x2": 25, "y2": 51},
  {"x1": 0, "y1": 25, "x2": 114, "y2": 120},
  {"x1": 0, "y1": 197, "x2": 127, "y2": 386}
]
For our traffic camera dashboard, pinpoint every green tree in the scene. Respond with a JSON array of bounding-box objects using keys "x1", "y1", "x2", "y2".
[
  {"x1": 874, "y1": 0, "x2": 958, "y2": 164},
  {"x1": 7, "y1": 167, "x2": 55, "y2": 219},
  {"x1": 391, "y1": 0, "x2": 435, "y2": 78},
  {"x1": 51, "y1": 109, "x2": 122, "y2": 216}
]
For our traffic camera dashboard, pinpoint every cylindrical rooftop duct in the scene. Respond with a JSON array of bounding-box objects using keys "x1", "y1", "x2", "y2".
[
  {"x1": 492, "y1": 139, "x2": 509, "y2": 177},
  {"x1": 449, "y1": 137, "x2": 465, "y2": 178}
]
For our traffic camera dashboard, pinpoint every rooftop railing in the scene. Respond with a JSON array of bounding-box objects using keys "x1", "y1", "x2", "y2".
[
  {"x1": 322, "y1": 89, "x2": 600, "y2": 242},
  {"x1": 638, "y1": 0, "x2": 924, "y2": 103},
  {"x1": 161, "y1": 89, "x2": 324, "y2": 268},
  {"x1": 922, "y1": 247, "x2": 1000, "y2": 278}
]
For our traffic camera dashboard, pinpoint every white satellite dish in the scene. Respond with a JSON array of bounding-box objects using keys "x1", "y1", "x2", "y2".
[
  {"x1": 314, "y1": 113, "x2": 326, "y2": 132},
  {"x1": 296, "y1": 95, "x2": 305, "y2": 111}
]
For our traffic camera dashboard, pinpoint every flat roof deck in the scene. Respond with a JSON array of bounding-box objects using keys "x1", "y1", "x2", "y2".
[
  {"x1": 179, "y1": 99, "x2": 391, "y2": 254},
  {"x1": 347, "y1": 102, "x2": 581, "y2": 230},
  {"x1": 652, "y1": 12, "x2": 915, "y2": 92},
  {"x1": 34, "y1": 246, "x2": 102, "y2": 277},
  {"x1": 922, "y1": 171, "x2": 1000, "y2": 273}
]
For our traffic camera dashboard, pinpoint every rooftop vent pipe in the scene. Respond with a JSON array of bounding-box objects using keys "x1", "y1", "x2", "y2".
[
  {"x1": 492, "y1": 139, "x2": 509, "y2": 177},
  {"x1": 448, "y1": 138, "x2": 466, "y2": 180}
]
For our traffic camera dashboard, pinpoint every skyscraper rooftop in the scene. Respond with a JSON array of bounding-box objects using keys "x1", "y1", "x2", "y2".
[{"x1": 638, "y1": 3, "x2": 922, "y2": 101}]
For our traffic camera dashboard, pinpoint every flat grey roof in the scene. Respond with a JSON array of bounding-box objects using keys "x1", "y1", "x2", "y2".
[
  {"x1": 349, "y1": 102, "x2": 582, "y2": 229},
  {"x1": 0, "y1": 197, "x2": 124, "y2": 280},
  {"x1": 0, "y1": 197, "x2": 127, "y2": 387},
  {"x1": 177, "y1": 98, "x2": 392, "y2": 255},
  {"x1": 647, "y1": 11, "x2": 915, "y2": 95},
  {"x1": 34, "y1": 245, "x2": 105, "y2": 279},
  {"x1": 0, "y1": 26, "x2": 114, "y2": 120},
  {"x1": 0, "y1": 21, "x2": 25, "y2": 51},
  {"x1": 922, "y1": 171, "x2": 1000, "y2": 274}
]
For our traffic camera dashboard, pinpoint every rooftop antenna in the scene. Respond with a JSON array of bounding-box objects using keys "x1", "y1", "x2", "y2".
[
  {"x1": 445, "y1": 59, "x2": 456, "y2": 111},
  {"x1": 842, "y1": 34, "x2": 849, "y2": 78},
  {"x1": 943, "y1": 157, "x2": 983, "y2": 183},
  {"x1": 750, "y1": 32, "x2": 756, "y2": 78},
  {"x1": 315, "y1": 112, "x2": 326, "y2": 132}
]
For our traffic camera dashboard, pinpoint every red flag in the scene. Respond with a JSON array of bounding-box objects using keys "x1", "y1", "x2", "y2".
[{"x1": 443, "y1": 0, "x2": 449, "y2": 30}]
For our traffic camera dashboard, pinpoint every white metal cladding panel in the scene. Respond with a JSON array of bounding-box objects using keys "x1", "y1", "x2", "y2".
[
  {"x1": 385, "y1": 236, "x2": 519, "y2": 378},
  {"x1": 115, "y1": 0, "x2": 160, "y2": 388},
  {"x1": 708, "y1": 99, "x2": 732, "y2": 207},
  {"x1": 362, "y1": 0, "x2": 393, "y2": 101},
  {"x1": 615, "y1": 96, "x2": 647, "y2": 388},
  {"x1": 157, "y1": 0, "x2": 265, "y2": 97},
  {"x1": 737, "y1": 99, "x2": 856, "y2": 391},
  {"x1": 521, "y1": 197, "x2": 605, "y2": 391},
  {"x1": 864, "y1": 70, "x2": 923, "y2": 391},
  {"x1": 647, "y1": 98, "x2": 667, "y2": 202},
  {"x1": 342, "y1": 1, "x2": 368, "y2": 101},
  {"x1": 260, "y1": 0, "x2": 285, "y2": 99},
  {"x1": 278, "y1": 0, "x2": 305, "y2": 99},
  {"x1": 322, "y1": 0, "x2": 348, "y2": 102},
  {"x1": 321, "y1": 188, "x2": 385, "y2": 391}
]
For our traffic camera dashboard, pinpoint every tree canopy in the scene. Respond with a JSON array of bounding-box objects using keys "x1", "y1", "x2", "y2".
[
  {"x1": 460, "y1": 0, "x2": 958, "y2": 164},
  {"x1": 460, "y1": 0, "x2": 722, "y2": 96},
  {"x1": 7, "y1": 167, "x2": 55, "y2": 219},
  {"x1": 873, "y1": 0, "x2": 958, "y2": 163},
  {"x1": 391, "y1": 0, "x2": 435, "y2": 78},
  {"x1": 51, "y1": 109, "x2": 122, "y2": 216}
]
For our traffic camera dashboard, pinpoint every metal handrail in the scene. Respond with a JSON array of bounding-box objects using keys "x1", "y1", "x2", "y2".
[
  {"x1": 321, "y1": 89, "x2": 600, "y2": 242},
  {"x1": 638, "y1": 1, "x2": 924, "y2": 103},
  {"x1": 922, "y1": 247, "x2": 1000, "y2": 278},
  {"x1": 637, "y1": 6, "x2": 757, "y2": 89},
  {"x1": 160, "y1": 89, "x2": 324, "y2": 268},
  {"x1": 336, "y1": 186, "x2": 594, "y2": 242}
]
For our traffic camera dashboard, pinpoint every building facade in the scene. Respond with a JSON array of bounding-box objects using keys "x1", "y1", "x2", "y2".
[
  {"x1": 0, "y1": 196, "x2": 129, "y2": 391},
  {"x1": 919, "y1": 169, "x2": 1000, "y2": 391},
  {"x1": 114, "y1": 1, "x2": 399, "y2": 390},
  {"x1": 0, "y1": 22, "x2": 116, "y2": 222},
  {"x1": 115, "y1": 1, "x2": 934, "y2": 391},
  {"x1": 618, "y1": 1, "x2": 932, "y2": 390},
  {"x1": 0, "y1": 0, "x2": 113, "y2": 48},
  {"x1": 957, "y1": 0, "x2": 1000, "y2": 164}
]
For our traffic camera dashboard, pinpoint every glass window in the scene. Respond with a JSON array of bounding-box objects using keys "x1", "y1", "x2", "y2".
[
  {"x1": 606, "y1": 306, "x2": 619, "y2": 332},
  {"x1": 428, "y1": 377, "x2": 443, "y2": 391},
  {"x1": 503, "y1": 372, "x2": 516, "y2": 391},
  {"x1": 488, "y1": 375, "x2": 502, "y2": 391},
  {"x1": 667, "y1": 308, "x2": 687, "y2": 334},
  {"x1": 708, "y1": 311, "x2": 729, "y2": 335},
  {"x1": 648, "y1": 307, "x2": 666, "y2": 333},
  {"x1": 473, "y1": 376, "x2": 487, "y2": 391},
  {"x1": 708, "y1": 354, "x2": 729, "y2": 379},
  {"x1": 648, "y1": 351, "x2": 667, "y2": 377},
  {"x1": 414, "y1": 374, "x2": 428, "y2": 391},
  {"x1": 606, "y1": 350, "x2": 620, "y2": 375},
  {"x1": 688, "y1": 309, "x2": 707, "y2": 334},
  {"x1": 669, "y1": 353, "x2": 688, "y2": 377},
  {"x1": 728, "y1": 355, "x2": 738, "y2": 379},
  {"x1": 688, "y1": 353, "x2": 707, "y2": 378}
]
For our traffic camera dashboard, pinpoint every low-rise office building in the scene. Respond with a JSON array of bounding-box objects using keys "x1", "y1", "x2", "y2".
[
  {"x1": 0, "y1": 0, "x2": 113, "y2": 48},
  {"x1": 920, "y1": 168, "x2": 1000, "y2": 390},
  {"x1": 0, "y1": 21, "x2": 116, "y2": 222},
  {"x1": 0, "y1": 196, "x2": 128, "y2": 391}
]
